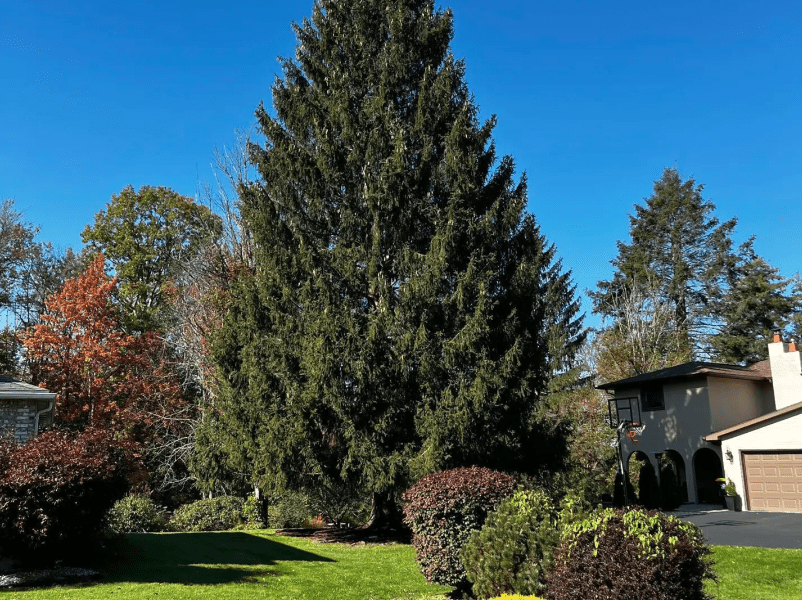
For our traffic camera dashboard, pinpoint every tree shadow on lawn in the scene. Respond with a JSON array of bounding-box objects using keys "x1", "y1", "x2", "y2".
[{"x1": 98, "y1": 531, "x2": 333, "y2": 585}]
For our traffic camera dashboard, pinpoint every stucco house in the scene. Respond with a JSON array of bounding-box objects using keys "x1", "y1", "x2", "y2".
[
  {"x1": 0, "y1": 376, "x2": 56, "y2": 444},
  {"x1": 599, "y1": 333, "x2": 802, "y2": 513}
]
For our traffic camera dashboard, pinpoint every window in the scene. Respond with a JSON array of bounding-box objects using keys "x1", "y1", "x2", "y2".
[{"x1": 641, "y1": 385, "x2": 665, "y2": 411}]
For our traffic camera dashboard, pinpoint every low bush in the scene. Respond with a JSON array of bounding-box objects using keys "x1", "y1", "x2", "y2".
[
  {"x1": 402, "y1": 466, "x2": 517, "y2": 589},
  {"x1": 169, "y1": 496, "x2": 264, "y2": 531},
  {"x1": 105, "y1": 494, "x2": 167, "y2": 533},
  {"x1": 462, "y1": 489, "x2": 558, "y2": 599},
  {"x1": 266, "y1": 490, "x2": 313, "y2": 529},
  {"x1": 169, "y1": 496, "x2": 245, "y2": 531},
  {"x1": 546, "y1": 507, "x2": 716, "y2": 600},
  {"x1": 0, "y1": 428, "x2": 136, "y2": 559}
]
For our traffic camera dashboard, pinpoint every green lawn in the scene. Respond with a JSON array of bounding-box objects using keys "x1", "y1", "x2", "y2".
[
  {"x1": 5, "y1": 534, "x2": 802, "y2": 600},
  {"x1": 6, "y1": 531, "x2": 450, "y2": 600},
  {"x1": 707, "y1": 546, "x2": 802, "y2": 600}
]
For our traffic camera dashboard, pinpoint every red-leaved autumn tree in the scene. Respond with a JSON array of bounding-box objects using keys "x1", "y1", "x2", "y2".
[{"x1": 23, "y1": 255, "x2": 181, "y2": 434}]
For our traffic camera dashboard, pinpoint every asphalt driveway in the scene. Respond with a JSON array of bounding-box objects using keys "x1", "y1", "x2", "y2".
[{"x1": 669, "y1": 505, "x2": 802, "y2": 549}]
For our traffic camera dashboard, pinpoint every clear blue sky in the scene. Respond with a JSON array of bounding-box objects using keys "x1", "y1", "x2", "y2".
[{"x1": 2, "y1": 0, "x2": 801, "y2": 328}]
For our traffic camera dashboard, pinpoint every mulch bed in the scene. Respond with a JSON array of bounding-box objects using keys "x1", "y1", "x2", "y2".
[{"x1": 275, "y1": 526, "x2": 411, "y2": 545}]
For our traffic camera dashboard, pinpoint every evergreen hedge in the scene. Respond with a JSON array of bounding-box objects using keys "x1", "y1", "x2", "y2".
[
  {"x1": 105, "y1": 494, "x2": 167, "y2": 533},
  {"x1": 462, "y1": 489, "x2": 558, "y2": 599}
]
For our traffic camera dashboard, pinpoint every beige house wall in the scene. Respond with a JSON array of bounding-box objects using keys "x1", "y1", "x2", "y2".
[
  {"x1": 708, "y1": 377, "x2": 774, "y2": 431},
  {"x1": 719, "y1": 411, "x2": 802, "y2": 509},
  {"x1": 618, "y1": 379, "x2": 721, "y2": 504}
]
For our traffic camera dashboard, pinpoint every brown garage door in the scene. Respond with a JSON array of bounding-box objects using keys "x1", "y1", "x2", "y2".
[{"x1": 743, "y1": 452, "x2": 802, "y2": 513}]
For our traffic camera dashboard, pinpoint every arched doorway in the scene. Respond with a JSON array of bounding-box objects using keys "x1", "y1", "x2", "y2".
[
  {"x1": 694, "y1": 448, "x2": 724, "y2": 505},
  {"x1": 628, "y1": 451, "x2": 659, "y2": 508},
  {"x1": 660, "y1": 450, "x2": 688, "y2": 509}
]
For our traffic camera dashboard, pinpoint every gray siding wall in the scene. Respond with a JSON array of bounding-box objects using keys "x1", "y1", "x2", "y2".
[{"x1": 0, "y1": 400, "x2": 38, "y2": 444}]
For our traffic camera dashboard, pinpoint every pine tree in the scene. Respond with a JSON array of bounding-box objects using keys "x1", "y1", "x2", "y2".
[
  {"x1": 201, "y1": 0, "x2": 583, "y2": 524},
  {"x1": 710, "y1": 238, "x2": 801, "y2": 364},
  {"x1": 592, "y1": 167, "x2": 737, "y2": 358}
]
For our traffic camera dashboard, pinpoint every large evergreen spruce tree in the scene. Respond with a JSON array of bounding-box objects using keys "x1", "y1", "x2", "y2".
[
  {"x1": 200, "y1": 0, "x2": 583, "y2": 525},
  {"x1": 592, "y1": 167, "x2": 800, "y2": 366},
  {"x1": 592, "y1": 167, "x2": 737, "y2": 359}
]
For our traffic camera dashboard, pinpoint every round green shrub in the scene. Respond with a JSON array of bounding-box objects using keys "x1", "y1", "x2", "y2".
[
  {"x1": 547, "y1": 507, "x2": 716, "y2": 600},
  {"x1": 268, "y1": 490, "x2": 314, "y2": 529},
  {"x1": 105, "y1": 494, "x2": 167, "y2": 533},
  {"x1": 169, "y1": 497, "x2": 246, "y2": 531},
  {"x1": 243, "y1": 495, "x2": 265, "y2": 529},
  {"x1": 402, "y1": 467, "x2": 517, "y2": 589},
  {"x1": 462, "y1": 489, "x2": 558, "y2": 599}
]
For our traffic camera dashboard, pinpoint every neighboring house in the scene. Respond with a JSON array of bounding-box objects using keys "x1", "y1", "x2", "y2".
[
  {"x1": 0, "y1": 376, "x2": 56, "y2": 444},
  {"x1": 599, "y1": 333, "x2": 802, "y2": 513}
]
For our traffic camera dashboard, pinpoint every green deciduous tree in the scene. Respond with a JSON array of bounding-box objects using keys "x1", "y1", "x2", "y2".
[
  {"x1": 200, "y1": 0, "x2": 583, "y2": 525},
  {"x1": 82, "y1": 185, "x2": 221, "y2": 333}
]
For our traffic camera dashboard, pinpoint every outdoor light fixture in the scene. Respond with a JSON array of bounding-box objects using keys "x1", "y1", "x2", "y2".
[{"x1": 725, "y1": 448, "x2": 734, "y2": 463}]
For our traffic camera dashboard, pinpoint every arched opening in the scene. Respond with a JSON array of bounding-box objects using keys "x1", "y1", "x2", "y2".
[
  {"x1": 628, "y1": 451, "x2": 659, "y2": 509},
  {"x1": 659, "y1": 450, "x2": 688, "y2": 509},
  {"x1": 694, "y1": 448, "x2": 724, "y2": 505}
]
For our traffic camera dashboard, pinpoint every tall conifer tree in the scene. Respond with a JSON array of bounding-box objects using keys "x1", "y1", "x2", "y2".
[
  {"x1": 201, "y1": 0, "x2": 583, "y2": 523},
  {"x1": 592, "y1": 167, "x2": 737, "y2": 358},
  {"x1": 710, "y1": 239, "x2": 801, "y2": 364}
]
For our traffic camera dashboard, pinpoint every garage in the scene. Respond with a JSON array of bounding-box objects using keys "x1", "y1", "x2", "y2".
[
  {"x1": 705, "y1": 402, "x2": 802, "y2": 512},
  {"x1": 743, "y1": 452, "x2": 802, "y2": 513}
]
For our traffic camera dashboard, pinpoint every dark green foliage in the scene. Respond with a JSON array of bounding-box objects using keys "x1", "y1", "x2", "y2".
[
  {"x1": 168, "y1": 496, "x2": 256, "y2": 531},
  {"x1": 204, "y1": 0, "x2": 581, "y2": 517},
  {"x1": 402, "y1": 467, "x2": 517, "y2": 588},
  {"x1": 105, "y1": 494, "x2": 168, "y2": 534},
  {"x1": 0, "y1": 429, "x2": 135, "y2": 559},
  {"x1": 592, "y1": 167, "x2": 800, "y2": 366},
  {"x1": 547, "y1": 508, "x2": 716, "y2": 600},
  {"x1": 637, "y1": 461, "x2": 661, "y2": 510},
  {"x1": 659, "y1": 461, "x2": 682, "y2": 511},
  {"x1": 461, "y1": 489, "x2": 558, "y2": 599},
  {"x1": 592, "y1": 167, "x2": 737, "y2": 354},
  {"x1": 267, "y1": 490, "x2": 314, "y2": 529},
  {"x1": 710, "y1": 238, "x2": 801, "y2": 364},
  {"x1": 170, "y1": 497, "x2": 232, "y2": 531},
  {"x1": 243, "y1": 496, "x2": 266, "y2": 529},
  {"x1": 82, "y1": 185, "x2": 221, "y2": 333}
]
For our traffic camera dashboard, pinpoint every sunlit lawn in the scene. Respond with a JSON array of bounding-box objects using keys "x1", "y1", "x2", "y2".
[
  {"x1": 707, "y1": 546, "x2": 802, "y2": 600},
  {"x1": 5, "y1": 533, "x2": 802, "y2": 600},
  {"x1": 6, "y1": 530, "x2": 450, "y2": 600}
]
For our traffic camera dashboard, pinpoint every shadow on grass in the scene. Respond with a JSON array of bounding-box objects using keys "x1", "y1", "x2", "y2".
[{"x1": 98, "y1": 531, "x2": 333, "y2": 585}]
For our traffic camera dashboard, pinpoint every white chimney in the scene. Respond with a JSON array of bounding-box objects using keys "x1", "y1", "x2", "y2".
[{"x1": 768, "y1": 334, "x2": 802, "y2": 410}]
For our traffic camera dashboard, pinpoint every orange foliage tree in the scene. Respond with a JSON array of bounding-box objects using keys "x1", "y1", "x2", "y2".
[{"x1": 23, "y1": 255, "x2": 181, "y2": 434}]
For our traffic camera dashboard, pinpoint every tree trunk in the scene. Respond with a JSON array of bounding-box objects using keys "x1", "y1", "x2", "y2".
[{"x1": 362, "y1": 490, "x2": 404, "y2": 531}]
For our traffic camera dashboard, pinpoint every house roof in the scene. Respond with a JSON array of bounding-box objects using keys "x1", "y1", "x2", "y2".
[
  {"x1": 596, "y1": 360, "x2": 772, "y2": 391},
  {"x1": 0, "y1": 376, "x2": 56, "y2": 400},
  {"x1": 704, "y1": 400, "x2": 802, "y2": 442}
]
